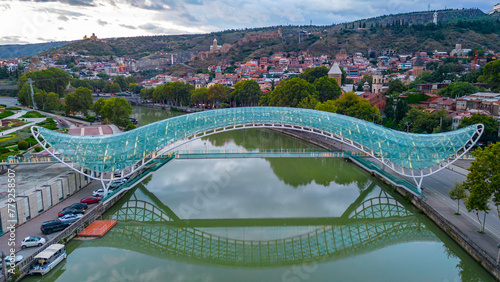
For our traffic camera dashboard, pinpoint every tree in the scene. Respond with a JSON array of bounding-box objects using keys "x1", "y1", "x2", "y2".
[
  {"x1": 438, "y1": 81, "x2": 479, "y2": 98},
  {"x1": 100, "y1": 97, "x2": 132, "y2": 127},
  {"x1": 313, "y1": 76, "x2": 341, "y2": 102},
  {"x1": 34, "y1": 90, "x2": 48, "y2": 110},
  {"x1": 140, "y1": 87, "x2": 154, "y2": 100},
  {"x1": 70, "y1": 78, "x2": 92, "y2": 90},
  {"x1": 114, "y1": 76, "x2": 127, "y2": 91},
  {"x1": 170, "y1": 81, "x2": 194, "y2": 106},
  {"x1": 462, "y1": 143, "x2": 500, "y2": 233},
  {"x1": 207, "y1": 84, "x2": 228, "y2": 107},
  {"x1": 232, "y1": 80, "x2": 263, "y2": 106},
  {"x1": 191, "y1": 87, "x2": 208, "y2": 106},
  {"x1": 103, "y1": 83, "x2": 121, "y2": 93},
  {"x1": 92, "y1": 97, "x2": 107, "y2": 117},
  {"x1": 18, "y1": 140, "x2": 28, "y2": 150},
  {"x1": 331, "y1": 92, "x2": 381, "y2": 122},
  {"x1": 299, "y1": 66, "x2": 329, "y2": 84},
  {"x1": 478, "y1": 60, "x2": 500, "y2": 91},
  {"x1": 45, "y1": 92, "x2": 60, "y2": 112},
  {"x1": 18, "y1": 83, "x2": 35, "y2": 107},
  {"x1": 386, "y1": 79, "x2": 407, "y2": 95},
  {"x1": 399, "y1": 108, "x2": 451, "y2": 133},
  {"x1": 314, "y1": 100, "x2": 338, "y2": 113},
  {"x1": 458, "y1": 113, "x2": 499, "y2": 143},
  {"x1": 18, "y1": 67, "x2": 71, "y2": 97},
  {"x1": 262, "y1": 78, "x2": 318, "y2": 108},
  {"x1": 449, "y1": 182, "x2": 467, "y2": 214},
  {"x1": 65, "y1": 87, "x2": 93, "y2": 115}
]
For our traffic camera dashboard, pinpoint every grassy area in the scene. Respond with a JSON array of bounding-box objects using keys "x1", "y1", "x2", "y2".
[
  {"x1": 20, "y1": 111, "x2": 45, "y2": 118},
  {"x1": 5, "y1": 107, "x2": 21, "y2": 110},
  {"x1": 0, "y1": 118, "x2": 60, "y2": 160},
  {"x1": 0, "y1": 110, "x2": 14, "y2": 119},
  {"x1": 0, "y1": 134, "x2": 17, "y2": 142},
  {"x1": 36, "y1": 118, "x2": 58, "y2": 130}
]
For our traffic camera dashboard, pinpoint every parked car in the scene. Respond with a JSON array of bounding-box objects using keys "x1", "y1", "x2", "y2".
[
  {"x1": 66, "y1": 203, "x2": 88, "y2": 211},
  {"x1": 21, "y1": 236, "x2": 46, "y2": 249},
  {"x1": 40, "y1": 220, "x2": 70, "y2": 235},
  {"x1": 57, "y1": 207, "x2": 85, "y2": 217},
  {"x1": 58, "y1": 213, "x2": 84, "y2": 223},
  {"x1": 81, "y1": 196, "x2": 101, "y2": 204},
  {"x1": 93, "y1": 189, "x2": 105, "y2": 197},
  {"x1": 0, "y1": 254, "x2": 24, "y2": 267}
]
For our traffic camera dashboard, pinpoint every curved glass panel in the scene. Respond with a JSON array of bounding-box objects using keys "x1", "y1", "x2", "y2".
[{"x1": 34, "y1": 107, "x2": 479, "y2": 172}]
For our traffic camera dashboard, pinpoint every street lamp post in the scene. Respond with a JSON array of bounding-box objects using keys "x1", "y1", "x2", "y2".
[{"x1": 405, "y1": 122, "x2": 412, "y2": 133}]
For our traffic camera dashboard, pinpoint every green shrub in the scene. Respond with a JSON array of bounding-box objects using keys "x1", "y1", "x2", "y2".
[
  {"x1": 85, "y1": 115, "x2": 96, "y2": 122},
  {"x1": 125, "y1": 124, "x2": 136, "y2": 131},
  {"x1": 17, "y1": 140, "x2": 28, "y2": 150},
  {"x1": 34, "y1": 146, "x2": 43, "y2": 152},
  {"x1": 0, "y1": 147, "x2": 9, "y2": 154}
]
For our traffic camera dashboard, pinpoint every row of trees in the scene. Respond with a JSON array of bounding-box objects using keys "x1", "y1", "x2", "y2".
[
  {"x1": 140, "y1": 80, "x2": 265, "y2": 108},
  {"x1": 70, "y1": 76, "x2": 140, "y2": 93}
]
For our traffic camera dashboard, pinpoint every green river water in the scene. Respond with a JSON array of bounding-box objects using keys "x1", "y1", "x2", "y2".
[{"x1": 24, "y1": 107, "x2": 494, "y2": 282}]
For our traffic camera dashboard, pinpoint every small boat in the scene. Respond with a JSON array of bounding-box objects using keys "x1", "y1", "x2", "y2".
[{"x1": 29, "y1": 244, "x2": 67, "y2": 275}]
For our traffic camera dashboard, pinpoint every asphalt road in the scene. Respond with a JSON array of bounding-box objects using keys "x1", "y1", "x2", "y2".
[{"x1": 0, "y1": 180, "x2": 101, "y2": 261}]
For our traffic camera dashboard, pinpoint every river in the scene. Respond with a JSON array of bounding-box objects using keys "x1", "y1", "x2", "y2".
[{"x1": 23, "y1": 107, "x2": 494, "y2": 282}]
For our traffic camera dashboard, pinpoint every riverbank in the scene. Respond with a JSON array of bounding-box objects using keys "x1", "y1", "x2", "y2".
[{"x1": 275, "y1": 128, "x2": 500, "y2": 280}]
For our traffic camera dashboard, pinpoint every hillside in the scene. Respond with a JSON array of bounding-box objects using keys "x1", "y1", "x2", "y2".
[
  {"x1": 35, "y1": 8, "x2": 500, "y2": 69},
  {"x1": 0, "y1": 41, "x2": 71, "y2": 59}
]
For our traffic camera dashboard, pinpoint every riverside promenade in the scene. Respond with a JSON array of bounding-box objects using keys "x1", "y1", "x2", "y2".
[{"x1": 354, "y1": 158, "x2": 500, "y2": 279}]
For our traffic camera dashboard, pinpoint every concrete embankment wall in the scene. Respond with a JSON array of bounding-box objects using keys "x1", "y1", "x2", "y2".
[
  {"x1": 0, "y1": 170, "x2": 91, "y2": 233},
  {"x1": 273, "y1": 128, "x2": 500, "y2": 280}
]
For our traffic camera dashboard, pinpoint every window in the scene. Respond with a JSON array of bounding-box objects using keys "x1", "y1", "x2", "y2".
[
  {"x1": 24, "y1": 197, "x2": 30, "y2": 220},
  {"x1": 36, "y1": 191, "x2": 43, "y2": 213},
  {"x1": 46, "y1": 186, "x2": 52, "y2": 207},
  {"x1": 57, "y1": 181, "x2": 63, "y2": 200}
]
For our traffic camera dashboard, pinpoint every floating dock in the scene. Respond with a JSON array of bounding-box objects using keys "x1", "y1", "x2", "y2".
[{"x1": 78, "y1": 220, "x2": 117, "y2": 237}]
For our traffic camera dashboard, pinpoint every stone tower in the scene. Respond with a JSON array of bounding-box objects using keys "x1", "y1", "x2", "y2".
[
  {"x1": 372, "y1": 74, "x2": 383, "y2": 94},
  {"x1": 413, "y1": 53, "x2": 424, "y2": 78},
  {"x1": 328, "y1": 63, "x2": 342, "y2": 87},
  {"x1": 215, "y1": 66, "x2": 222, "y2": 80}
]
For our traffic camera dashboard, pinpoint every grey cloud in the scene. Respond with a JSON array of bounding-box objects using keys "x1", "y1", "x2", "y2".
[
  {"x1": 0, "y1": 3, "x2": 10, "y2": 11},
  {"x1": 97, "y1": 19, "x2": 108, "y2": 26},
  {"x1": 20, "y1": 0, "x2": 95, "y2": 7},
  {"x1": 43, "y1": 8, "x2": 85, "y2": 17},
  {"x1": 119, "y1": 24, "x2": 137, "y2": 30},
  {"x1": 139, "y1": 23, "x2": 158, "y2": 31},
  {"x1": 0, "y1": 36, "x2": 30, "y2": 45},
  {"x1": 58, "y1": 15, "x2": 69, "y2": 21}
]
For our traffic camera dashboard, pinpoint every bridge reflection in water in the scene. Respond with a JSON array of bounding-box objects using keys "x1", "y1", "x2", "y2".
[{"x1": 96, "y1": 182, "x2": 438, "y2": 267}]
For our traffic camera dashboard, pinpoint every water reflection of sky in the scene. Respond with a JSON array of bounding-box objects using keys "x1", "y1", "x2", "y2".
[{"x1": 146, "y1": 158, "x2": 364, "y2": 220}]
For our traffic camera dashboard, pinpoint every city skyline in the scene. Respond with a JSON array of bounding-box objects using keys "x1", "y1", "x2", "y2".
[{"x1": 0, "y1": 0, "x2": 496, "y2": 45}]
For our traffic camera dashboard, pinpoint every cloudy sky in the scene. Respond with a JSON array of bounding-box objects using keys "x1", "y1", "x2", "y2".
[{"x1": 0, "y1": 0, "x2": 496, "y2": 45}]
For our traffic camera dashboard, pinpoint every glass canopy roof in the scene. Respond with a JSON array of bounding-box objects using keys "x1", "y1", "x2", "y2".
[{"x1": 34, "y1": 107, "x2": 480, "y2": 173}]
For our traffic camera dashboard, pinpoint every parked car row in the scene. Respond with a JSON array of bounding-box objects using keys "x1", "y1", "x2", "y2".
[
  {"x1": 40, "y1": 196, "x2": 101, "y2": 235},
  {"x1": 38, "y1": 175, "x2": 129, "y2": 236}
]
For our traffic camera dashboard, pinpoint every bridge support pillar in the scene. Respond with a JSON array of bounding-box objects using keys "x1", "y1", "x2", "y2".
[{"x1": 412, "y1": 177, "x2": 424, "y2": 197}]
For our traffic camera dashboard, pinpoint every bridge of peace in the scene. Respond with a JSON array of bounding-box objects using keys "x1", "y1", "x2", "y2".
[
  {"x1": 31, "y1": 106, "x2": 482, "y2": 197},
  {"x1": 2, "y1": 106, "x2": 497, "y2": 280}
]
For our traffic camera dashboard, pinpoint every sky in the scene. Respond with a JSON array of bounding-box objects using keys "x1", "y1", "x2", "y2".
[{"x1": 0, "y1": 0, "x2": 497, "y2": 45}]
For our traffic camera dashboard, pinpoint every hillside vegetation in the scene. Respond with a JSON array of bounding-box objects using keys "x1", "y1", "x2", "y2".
[{"x1": 35, "y1": 8, "x2": 500, "y2": 66}]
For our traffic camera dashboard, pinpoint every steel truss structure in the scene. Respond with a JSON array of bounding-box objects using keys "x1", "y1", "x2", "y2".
[
  {"x1": 31, "y1": 107, "x2": 483, "y2": 196},
  {"x1": 94, "y1": 184, "x2": 438, "y2": 266}
]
